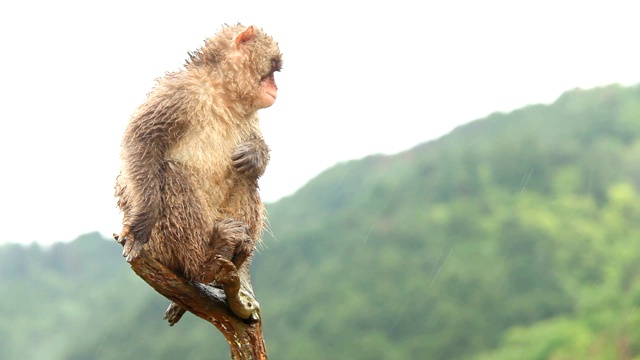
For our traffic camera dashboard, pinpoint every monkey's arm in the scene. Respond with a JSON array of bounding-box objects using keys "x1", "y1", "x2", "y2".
[
  {"x1": 231, "y1": 137, "x2": 270, "y2": 180},
  {"x1": 119, "y1": 95, "x2": 188, "y2": 260}
]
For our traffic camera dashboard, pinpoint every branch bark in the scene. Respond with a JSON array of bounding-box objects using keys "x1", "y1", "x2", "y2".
[{"x1": 113, "y1": 235, "x2": 267, "y2": 360}]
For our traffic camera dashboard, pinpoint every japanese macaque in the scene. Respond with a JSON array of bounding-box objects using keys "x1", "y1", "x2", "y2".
[{"x1": 115, "y1": 24, "x2": 282, "y2": 323}]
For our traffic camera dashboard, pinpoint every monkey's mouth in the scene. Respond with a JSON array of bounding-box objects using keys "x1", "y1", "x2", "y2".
[{"x1": 265, "y1": 88, "x2": 277, "y2": 100}]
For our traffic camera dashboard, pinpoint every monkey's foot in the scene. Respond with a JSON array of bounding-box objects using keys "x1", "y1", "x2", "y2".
[
  {"x1": 214, "y1": 255, "x2": 260, "y2": 321},
  {"x1": 114, "y1": 226, "x2": 144, "y2": 263},
  {"x1": 164, "y1": 302, "x2": 187, "y2": 326}
]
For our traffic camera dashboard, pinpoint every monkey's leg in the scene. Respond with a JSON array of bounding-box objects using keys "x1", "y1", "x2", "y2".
[
  {"x1": 209, "y1": 218, "x2": 259, "y2": 319},
  {"x1": 213, "y1": 255, "x2": 260, "y2": 320},
  {"x1": 148, "y1": 160, "x2": 212, "y2": 326},
  {"x1": 164, "y1": 218, "x2": 257, "y2": 324}
]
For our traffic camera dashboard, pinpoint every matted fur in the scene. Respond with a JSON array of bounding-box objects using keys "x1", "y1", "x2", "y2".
[{"x1": 115, "y1": 24, "x2": 281, "y2": 285}]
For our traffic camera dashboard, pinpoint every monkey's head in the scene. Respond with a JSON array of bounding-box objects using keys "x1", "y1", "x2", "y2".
[{"x1": 188, "y1": 24, "x2": 283, "y2": 112}]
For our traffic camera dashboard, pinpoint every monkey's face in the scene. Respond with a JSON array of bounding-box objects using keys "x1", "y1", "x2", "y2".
[
  {"x1": 195, "y1": 25, "x2": 282, "y2": 112},
  {"x1": 227, "y1": 25, "x2": 282, "y2": 110}
]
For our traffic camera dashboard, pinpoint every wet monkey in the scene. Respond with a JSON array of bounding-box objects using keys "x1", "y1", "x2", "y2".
[{"x1": 115, "y1": 24, "x2": 282, "y2": 322}]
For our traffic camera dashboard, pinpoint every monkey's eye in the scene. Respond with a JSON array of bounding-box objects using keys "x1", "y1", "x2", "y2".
[{"x1": 270, "y1": 57, "x2": 282, "y2": 73}]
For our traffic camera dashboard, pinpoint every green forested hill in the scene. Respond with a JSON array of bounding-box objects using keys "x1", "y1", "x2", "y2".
[{"x1": 2, "y1": 84, "x2": 640, "y2": 359}]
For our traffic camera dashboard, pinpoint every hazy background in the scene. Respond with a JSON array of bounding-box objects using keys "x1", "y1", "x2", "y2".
[{"x1": 0, "y1": 0, "x2": 638, "y2": 245}]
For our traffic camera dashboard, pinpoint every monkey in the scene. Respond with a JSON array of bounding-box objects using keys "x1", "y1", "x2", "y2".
[{"x1": 114, "y1": 24, "x2": 282, "y2": 323}]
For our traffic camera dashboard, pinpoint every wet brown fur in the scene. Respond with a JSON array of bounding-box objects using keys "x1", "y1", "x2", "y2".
[{"x1": 115, "y1": 24, "x2": 281, "y2": 288}]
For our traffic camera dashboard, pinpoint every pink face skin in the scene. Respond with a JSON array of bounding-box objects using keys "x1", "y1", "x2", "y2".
[{"x1": 257, "y1": 73, "x2": 278, "y2": 109}]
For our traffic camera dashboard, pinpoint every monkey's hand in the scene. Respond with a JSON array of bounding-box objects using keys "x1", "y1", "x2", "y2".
[
  {"x1": 116, "y1": 226, "x2": 145, "y2": 262},
  {"x1": 232, "y1": 137, "x2": 270, "y2": 180}
]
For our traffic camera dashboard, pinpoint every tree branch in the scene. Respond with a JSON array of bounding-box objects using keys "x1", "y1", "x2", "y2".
[{"x1": 113, "y1": 234, "x2": 267, "y2": 360}]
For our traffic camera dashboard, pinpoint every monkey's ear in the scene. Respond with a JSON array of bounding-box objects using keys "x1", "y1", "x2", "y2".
[{"x1": 233, "y1": 26, "x2": 256, "y2": 50}]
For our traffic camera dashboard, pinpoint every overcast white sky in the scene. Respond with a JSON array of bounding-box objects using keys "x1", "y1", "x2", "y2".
[{"x1": 0, "y1": 0, "x2": 638, "y2": 245}]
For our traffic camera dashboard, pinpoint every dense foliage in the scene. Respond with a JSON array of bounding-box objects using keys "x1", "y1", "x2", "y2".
[{"x1": 2, "y1": 84, "x2": 640, "y2": 359}]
